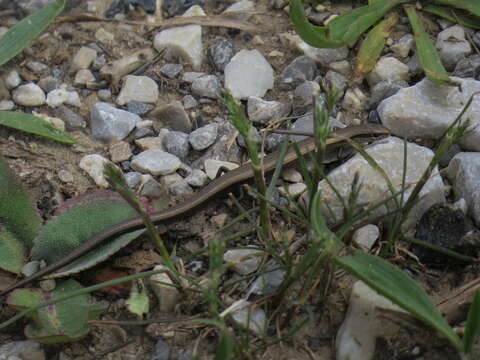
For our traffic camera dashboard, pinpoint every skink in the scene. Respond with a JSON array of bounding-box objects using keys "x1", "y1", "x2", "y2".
[{"x1": 0, "y1": 124, "x2": 389, "y2": 295}]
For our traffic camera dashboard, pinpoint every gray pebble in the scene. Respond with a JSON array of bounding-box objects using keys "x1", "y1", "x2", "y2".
[
  {"x1": 131, "y1": 149, "x2": 182, "y2": 175},
  {"x1": 185, "y1": 169, "x2": 208, "y2": 187},
  {"x1": 90, "y1": 102, "x2": 141, "y2": 141},
  {"x1": 191, "y1": 75, "x2": 222, "y2": 99},
  {"x1": 208, "y1": 39, "x2": 235, "y2": 71},
  {"x1": 160, "y1": 63, "x2": 183, "y2": 79},
  {"x1": 12, "y1": 83, "x2": 45, "y2": 107},
  {"x1": 127, "y1": 101, "x2": 154, "y2": 115},
  {"x1": 164, "y1": 131, "x2": 190, "y2": 159},
  {"x1": 189, "y1": 123, "x2": 218, "y2": 150},
  {"x1": 278, "y1": 55, "x2": 317, "y2": 90}
]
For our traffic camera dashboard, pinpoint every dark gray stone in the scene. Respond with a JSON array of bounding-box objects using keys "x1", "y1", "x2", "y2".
[
  {"x1": 453, "y1": 54, "x2": 480, "y2": 79},
  {"x1": 413, "y1": 204, "x2": 480, "y2": 265},
  {"x1": 160, "y1": 63, "x2": 183, "y2": 79},
  {"x1": 278, "y1": 56, "x2": 317, "y2": 90},
  {"x1": 208, "y1": 40, "x2": 235, "y2": 71}
]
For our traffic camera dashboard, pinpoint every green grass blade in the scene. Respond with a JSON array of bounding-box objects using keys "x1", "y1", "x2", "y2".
[
  {"x1": 422, "y1": 5, "x2": 480, "y2": 30},
  {"x1": 354, "y1": 13, "x2": 399, "y2": 79},
  {"x1": 0, "y1": 0, "x2": 66, "y2": 66},
  {"x1": 289, "y1": 0, "x2": 344, "y2": 48},
  {"x1": 335, "y1": 250, "x2": 463, "y2": 351},
  {"x1": 432, "y1": 0, "x2": 480, "y2": 17},
  {"x1": 329, "y1": 0, "x2": 410, "y2": 44},
  {"x1": 463, "y1": 291, "x2": 480, "y2": 353},
  {"x1": 0, "y1": 111, "x2": 76, "y2": 144},
  {"x1": 404, "y1": 5, "x2": 453, "y2": 85}
]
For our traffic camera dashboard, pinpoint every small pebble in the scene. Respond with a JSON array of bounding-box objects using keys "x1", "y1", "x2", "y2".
[{"x1": 189, "y1": 123, "x2": 218, "y2": 150}]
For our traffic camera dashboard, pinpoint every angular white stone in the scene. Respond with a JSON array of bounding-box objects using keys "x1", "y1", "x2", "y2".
[
  {"x1": 116, "y1": 75, "x2": 159, "y2": 106},
  {"x1": 204, "y1": 159, "x2": 239, "y2": 180},
  {"x1": 153, "y1": 6, "x2": 205, "y2": 70},
  {"x1": 79, "y1": 154, "x2": 112, "y2": 188},
  {"x1": 224, "y1": 49, "x2": 274, "y2": 100}
]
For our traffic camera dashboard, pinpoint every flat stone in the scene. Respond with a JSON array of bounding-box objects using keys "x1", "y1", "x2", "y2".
[
  {"x1": 74, "y1": 69, "x2": 96, "y2": 85},
  {"x1": 390, "y1": 34, "x2": 414, "y2": 58},
  {"x1": 70, "y1": 46, "x2": 97, "y2": 73},
  {"x1": 131, "y1": 149, "x2": 182, "y2": 175},
  {"x1": 224, "y1": 49, "x2": 274, "y2": 100},
  {"x1": 153, "y1": 6, "x2": 205, "y2": 70},
  {"x1": 159, "y1": 63, "x2": 183, "y2": 79},
  {"x1": 185, "y1": 169, "x2": 208, "y2": 187},
  {"x1": 436, "y1": 25, "x2": 472, "y2": 70},
  {"x1": 12, "y1": 83, "x2": 45, "y2": 106},
  {"x1": 247, "y1": 96, "x2": 291, "y2": 124},
  {"x1": 204, "y1": 159, "x2": 238, "y2": 180},
  {"x1": 315, "y1": 137, "x2": 445, "y2": 229},
  {"x1": 367, "y1": 56, "x2": 410, "y2": 87},
  {"x1": 160, "y1": 173, "x2": 193, "y2": 195},
  {"x1": 46, "y1": 88, "x2": 70, "y2": 108},
  {"x1": 150, "y1": 102, "x2": 191, "y2": 132},
  {"x1": 378, "y1": 77, "x2": 480, "y2": 150},
  {"x1": 4, "y1": 70, "x2": 21, "y2": 89},
  {"x1": 109, "y1": 141, "x2": 132, "y2": 163},
  {"x1": 135, "y1": 136, "x2": 164, "y2": 150},
  {"x1": 116, "y1": 75, "x2": 159, "y2": 106},
  {"x1": 90, "y1": 102, "x2": 141, "y2": 141},
  {"x1": 189, "y1": 123, "x2": 218, "y2": 150},
  {"x1": 79, "y1": 154, "x2": 113, "y2": 188},
  {"x1": 56, "y1": 105, "x2": 86, "y2": 129},
  {"x1": 191, "y1": 75, "x2": 222, "y2": 99},
  {"x1": 278, "y1": 55, "x2": 317, "y2": 90}
]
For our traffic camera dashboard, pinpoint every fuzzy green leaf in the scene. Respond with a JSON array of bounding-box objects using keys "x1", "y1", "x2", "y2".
[
  {"x1": 0, "y1": 112, "x2": 76, "y2": 144},
  {"x1": 31, "y1": 191, "x2": 144, "y2": 278},
  {"x1": 0, "y1": 227, "x2": 27, "y2": 274},
  {"x1": 335, "y1": 250, "x2": 463, "y2": 351},
  {"x1": 6, "y1": 279, "x2": 105, "y2": 344},
  {"x1": 0, "y1": 157, "x2": 41, "y2": 247},
  {"x1": 404, "y1": 5, "x2": 453, "y2": 85},
  {"x1": 0, "y1": 0, "x2": 66, "y2": 66},
  {"x1": 0, "y1": 157, "x2": 41, "y2": 273}
]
